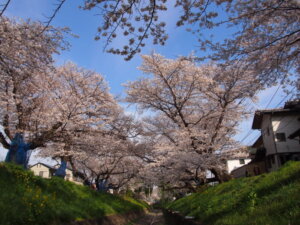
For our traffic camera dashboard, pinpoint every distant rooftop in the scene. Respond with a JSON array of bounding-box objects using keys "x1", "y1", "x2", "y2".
[{"x1": 29, "y1": 162, "x2": 73, "y2": 171}]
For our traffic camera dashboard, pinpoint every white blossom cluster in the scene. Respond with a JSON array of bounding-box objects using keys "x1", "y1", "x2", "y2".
[{"x1": 125, "y1": 53, "x2": 260, "y2": 189}]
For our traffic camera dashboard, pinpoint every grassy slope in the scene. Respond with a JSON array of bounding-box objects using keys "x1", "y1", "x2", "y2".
[
  {"x1": 167, "y1": 161, "x2": 300, "y2": 225},
  {"x1": 0, "y1": 163, "x2": 146, "y2": 225}
]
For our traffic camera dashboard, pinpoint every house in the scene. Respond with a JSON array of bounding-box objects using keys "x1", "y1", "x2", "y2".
[
  {"x1": 252, "y1": 99, "x2": 300, "y2": 172},
  {"x1": 227, "y1": 158, "x2": 252, "y2": 174},
  {"x1": 232, "y1": 99, "x2": 300, "y2": 178},
  {"x1": 29, "y1": 162, "x2": 82, "y2": 184},
  {"x1": 29, "y1": 163, "x2": 55, "y2": 178},
  {"x1": 231, "y1": 145, "x2": 267, "y2": 178},
  {"x1": 225, "y1": 148, "x2": 252, "y2": 174}
]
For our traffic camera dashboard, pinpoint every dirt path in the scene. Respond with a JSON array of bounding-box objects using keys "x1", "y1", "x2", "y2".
[{"x1": 132, "y1": 209, "x2": 165, "y2": 225}]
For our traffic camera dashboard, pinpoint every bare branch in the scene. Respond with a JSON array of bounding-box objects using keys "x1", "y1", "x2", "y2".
[
  {"x1": 0, "y1": 0, "x2": 11, "y2": 17},
  {"x1": 30, "y1": 122, "x2": 63, "y2": 149},
  {"x1": 39, "y1": 0, "x2": 67, "y2": 35}
]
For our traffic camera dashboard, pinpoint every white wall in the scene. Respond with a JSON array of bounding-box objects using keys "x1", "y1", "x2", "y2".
[
  {"x1": 227, "y1": 159, "x2": 251, "y2": 174},
  {"x1": 261, "y1": 114, "x2": 277, "y2": 155},
  {"x1": 65, "y1": 168, "x2": 74, "y2": 181},
  {"x1": 272, "y1": 114, "x2": 300, "y2": 153},
  {"x1": 30, "y1": 164, "x2": 52, "y2": 178}
]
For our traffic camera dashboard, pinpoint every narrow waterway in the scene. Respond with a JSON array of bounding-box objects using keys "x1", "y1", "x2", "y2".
[{"x1": 132, "y1": 209, "x2": 165, "y2": 225}]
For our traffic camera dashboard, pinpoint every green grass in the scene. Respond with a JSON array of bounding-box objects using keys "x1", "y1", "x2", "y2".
[
  {"x1": 0, "y1": 163, "x2": 147, "y2": 225},
  {"x1": 123, "y1": 195, "x2": 150, "y2": 210},
  {"x1": 167, "y1": 161, "x2": 300, "y2": 225}
]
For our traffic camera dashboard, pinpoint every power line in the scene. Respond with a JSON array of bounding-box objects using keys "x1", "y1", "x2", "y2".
[
  {"x1": 238, "y1": 86, "x2": 296, "y2": 144},
  {"x1": 239, "y1": 129, "x2": 254, "y2": 143},
  {"x1": 246, "y1": 133, "x2": 260, "y2": 146},
  {"x1": 274, "y1": 87, "x2": 296, "y2": 108},
  {"x1": 265, "y1": 84, "x2": 281, "y2": 108},
  {"x1": 269, "y1": 93, "x2": 297, "y2": 132}
]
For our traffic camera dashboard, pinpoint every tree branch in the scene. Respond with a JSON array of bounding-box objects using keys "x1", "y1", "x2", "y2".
[
  {"x1": 0, "y1": 132, "x2": 10, "y2": 149},
  {"x1": 0, "y1": 0, "x2": 11, "y2": 17},
  {"x1": 30, "y1": 122, "x2": 63, "y2": 149},
  {"x1": 38, "y1": 0, "x2": 67, "y2": 35}
]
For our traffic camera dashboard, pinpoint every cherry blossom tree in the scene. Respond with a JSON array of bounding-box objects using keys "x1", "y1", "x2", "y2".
[
  {"x1": 0, "y1": 17, "x2": 145, "y2": 183},
  {"x1": 40, "y1": 62, "x2": 122, "y2": 176},
  {"x1": 70, "y1": 135, "x2": 142, "y2": 190},
  {"x1": 196, "y1": 0, "x2": 300, "y2": 88},
  {"x1": 80, "y1": 0, "x2": 299, "y2": 88},
  {"x1": 2, "y1": 1, "x2": 298, "y2": 87},
  {"x1": 125, "y1": 53, "x2": 260, "y2": 188},
  {"x1": 82, "y1": 0, "x2": 299, "y2": 92},
  {"x1": 0, "y1": 17, "x2": 68, "y2": 166},
  {"x1": 55, "y1": 110, "x2": 146, "y2": 189},
  {"x1": 0, "y1": 17, "x2": 119, "y2": 169}
]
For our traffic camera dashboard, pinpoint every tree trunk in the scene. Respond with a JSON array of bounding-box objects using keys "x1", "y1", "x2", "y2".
[
  {"x1": 54, "y1": 157, "x2": 67, "y2": 178},
  {"x1": 68, "y1": 158, "x2": 90, "y2": 185},
  {"x1": 210, "y1": 167, "x2": 232, "y2": 183},
  {"x1": 5, "y1": 133, "x2": 31, "y2": 168}
]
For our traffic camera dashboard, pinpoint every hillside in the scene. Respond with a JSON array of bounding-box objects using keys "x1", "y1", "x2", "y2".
[
  {"x1": 167, "y1": 161, "x2": 300, "y2": 225},
  {"x1": 0, "y1": 163, "x2": 146, "y2": 225}
]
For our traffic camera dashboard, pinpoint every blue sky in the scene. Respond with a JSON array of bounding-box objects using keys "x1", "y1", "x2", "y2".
[{"x1": 1, "y1": 0, "x2": 294, "y2": 153}]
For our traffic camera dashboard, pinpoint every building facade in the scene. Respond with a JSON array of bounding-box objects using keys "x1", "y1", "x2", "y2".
[
  {"x1": 231, "y1": 99, "x2": 300, "y2": 178},
  {"x1": 252, "y1": 99, "x2": 300, "y2": 172},
  {"x1": 29, "y1": 162, "x2": 82, "y2": 184},
  {"x1": 227, "y1": 158, "x2": 252, "y2": 174},
  {"x1": 30, "y1": 163, "x2": 55, "y2": 178}
]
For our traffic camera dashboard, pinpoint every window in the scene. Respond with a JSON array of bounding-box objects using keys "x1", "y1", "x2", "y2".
[
  {"x1": 39, "y1": 171, "x2": 44, "y2": 177},
  {"x1": 275, "y1": 133, "x2": 286, "y2": 142},
  {"x1": 239, "y1": 159, "x2": 245, "y2": 164}
]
